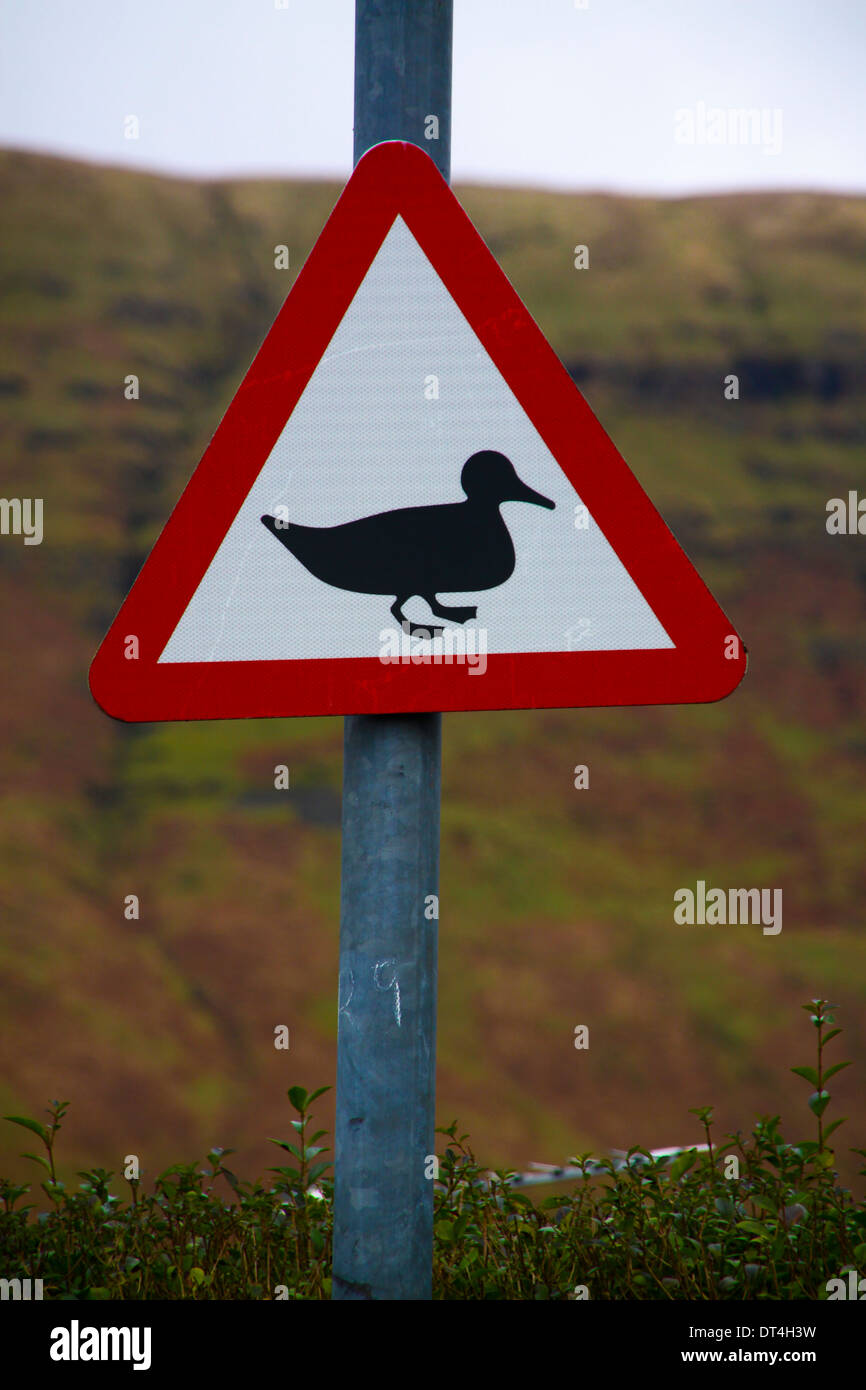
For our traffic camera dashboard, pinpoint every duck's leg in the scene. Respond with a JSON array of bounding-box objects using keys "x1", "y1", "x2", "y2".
[
  {"x1": 425, "y1": 595, "x2": 478, "y2": 624},
  {"x1": 390, "y1": 596, "x2": 444, "y2": 639}
]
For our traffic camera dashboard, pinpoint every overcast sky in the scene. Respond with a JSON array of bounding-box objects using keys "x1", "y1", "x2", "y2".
[{"x1": 1, "y1": 0, "x2": 863, "y2": 194}]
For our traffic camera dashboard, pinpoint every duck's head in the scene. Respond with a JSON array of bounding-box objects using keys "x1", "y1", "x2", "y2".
[{"x1": 461, "y1": 451, "x2": 555, "y2": 510}]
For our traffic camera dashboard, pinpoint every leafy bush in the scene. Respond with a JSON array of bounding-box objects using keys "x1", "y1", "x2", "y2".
[{"x1": 1, "y1": 1000, "x2": 863, "y2": 1300}]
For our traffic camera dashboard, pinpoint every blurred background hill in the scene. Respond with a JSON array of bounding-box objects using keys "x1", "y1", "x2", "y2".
[{"x1": 1, "y1": 148, "x2": 864, "y2": 1192}]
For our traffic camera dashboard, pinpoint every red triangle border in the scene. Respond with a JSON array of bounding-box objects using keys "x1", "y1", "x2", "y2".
[{"x1": 90, "y1": 141, "x2": 747, "y2": 721}]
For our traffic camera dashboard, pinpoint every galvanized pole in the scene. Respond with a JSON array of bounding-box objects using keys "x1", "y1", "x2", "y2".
[{"x1": 332, "y1": 1, "x2": 452, "y2": 1301}]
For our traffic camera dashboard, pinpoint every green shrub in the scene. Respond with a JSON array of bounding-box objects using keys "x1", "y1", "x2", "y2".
[{"x1": 1, "y1": 1000, "x2": 863, "y2": 1300}]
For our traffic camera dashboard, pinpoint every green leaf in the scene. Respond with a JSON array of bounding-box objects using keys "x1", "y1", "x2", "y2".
[
  {"x1": 268, "y1": 1139, "x2": 302, "y2": 1159},
  {"x1": 509, "y1": 1191, "x2": 534, "y2": 1209},
  {"x1": 822, "y1": 1117, "x2": 847, "y2": 1141},
  {"x1": 790, "y1": 1066, "x2": 819, "y2": 1086},
  {"x1": 670, "y1": 1150, "x2": 697, "y2": 1182},
  {"x1": 306, "y1": 1162, "x2": 331, "y2": 1184},
  {"x1": 303, "y1": 1145, "x2": 328, "y2": 1161},
  {"x1": 823, "y1": 1062, "x2": 851, "y2": 1082},
  {"x1": 747, "y1": 1195, "x2": 777, "y2": 1216},
  {"x1": 822, "y1": 1028, "x2": 842, "y2": 1044},
  {"x1": 21, "y1": 1152, "x2": 51, "y2": 1173},
  {"x1": 307, "y1": 1086, "x2": 331, "y2": 1106},
  {"x1": 190, "y1": 1267, "x2": 206, "y2": 1286},
  {"x1": 736, "y1": 1219, "x2": 771, "y2": 1239},
  {"x1": 688, "y1": 1106, "x2": 714, "y2": 1122},
  {"x1": 4, "y1": 1115, "x2": 48, "y2": 1143},
  {"x1": 287, "y1": 1086, "x2": 308, "y2": 1113},
  {"x1": 808, "y1": 1091, "x2": 831, "y2": 1117}
]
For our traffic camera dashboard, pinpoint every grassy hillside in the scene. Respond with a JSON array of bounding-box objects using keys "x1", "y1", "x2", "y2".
[{"x1": 1, "y1": 149, "x2": 864, "y2": 1193}]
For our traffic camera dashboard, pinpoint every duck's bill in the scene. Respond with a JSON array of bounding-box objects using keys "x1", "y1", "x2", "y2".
[{"x1": 512, "y1": 481, "x2": 556, "y2": 509}]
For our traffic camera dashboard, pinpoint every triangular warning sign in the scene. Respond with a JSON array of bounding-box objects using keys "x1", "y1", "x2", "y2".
[{"x1": 90, "y1": 141, "x2": 746, "y2": 721}]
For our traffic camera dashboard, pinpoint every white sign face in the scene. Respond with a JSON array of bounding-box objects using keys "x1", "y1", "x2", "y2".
[{"x1": 160, "y1": 217, "x2": 673, "y2": 665}]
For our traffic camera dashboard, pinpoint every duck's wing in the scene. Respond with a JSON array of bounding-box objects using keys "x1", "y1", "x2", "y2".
[{"x1": 317, "y1": 503, "x2": 467, "y2": 595}]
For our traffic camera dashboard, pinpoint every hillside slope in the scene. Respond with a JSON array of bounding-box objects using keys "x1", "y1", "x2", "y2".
[{"x1": 1, "y1": 150, "x2": 864, "y2": 1189}]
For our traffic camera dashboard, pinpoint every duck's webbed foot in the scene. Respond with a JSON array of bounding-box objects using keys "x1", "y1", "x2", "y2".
[
  {"x1": 390, "y1": 597, "x2": 444, "y2": 639},
  {"x1": 426, "y1": 596, "x2": 478, "y2": 624}
]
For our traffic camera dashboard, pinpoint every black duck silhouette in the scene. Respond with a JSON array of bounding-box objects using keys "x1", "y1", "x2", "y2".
[{"x1": 260, "y1": 450, "x2": 555, "y2": 636}]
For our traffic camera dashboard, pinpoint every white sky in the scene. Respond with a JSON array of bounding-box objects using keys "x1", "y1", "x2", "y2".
[{"x1": 1, "y1": 0, "x2": 864, "y2": 194}]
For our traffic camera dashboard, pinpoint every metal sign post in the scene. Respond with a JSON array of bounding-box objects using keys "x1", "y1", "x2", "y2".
[
  {"x1": 87, "y1": 0, "x2": 746, "y2": 1306},
  {"x1": 332, "y1": 0, "x2": 453, "y2": 1301}
]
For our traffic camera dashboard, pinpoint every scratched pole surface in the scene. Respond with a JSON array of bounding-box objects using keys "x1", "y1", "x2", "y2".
[{"x1": 332, "y1": 0, "x2": 452, "y2": 1301}]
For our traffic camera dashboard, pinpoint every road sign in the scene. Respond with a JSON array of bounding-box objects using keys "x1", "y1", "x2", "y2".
[{"x1": 89, "y1": 140, "x2": 746, "y2": 722}]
